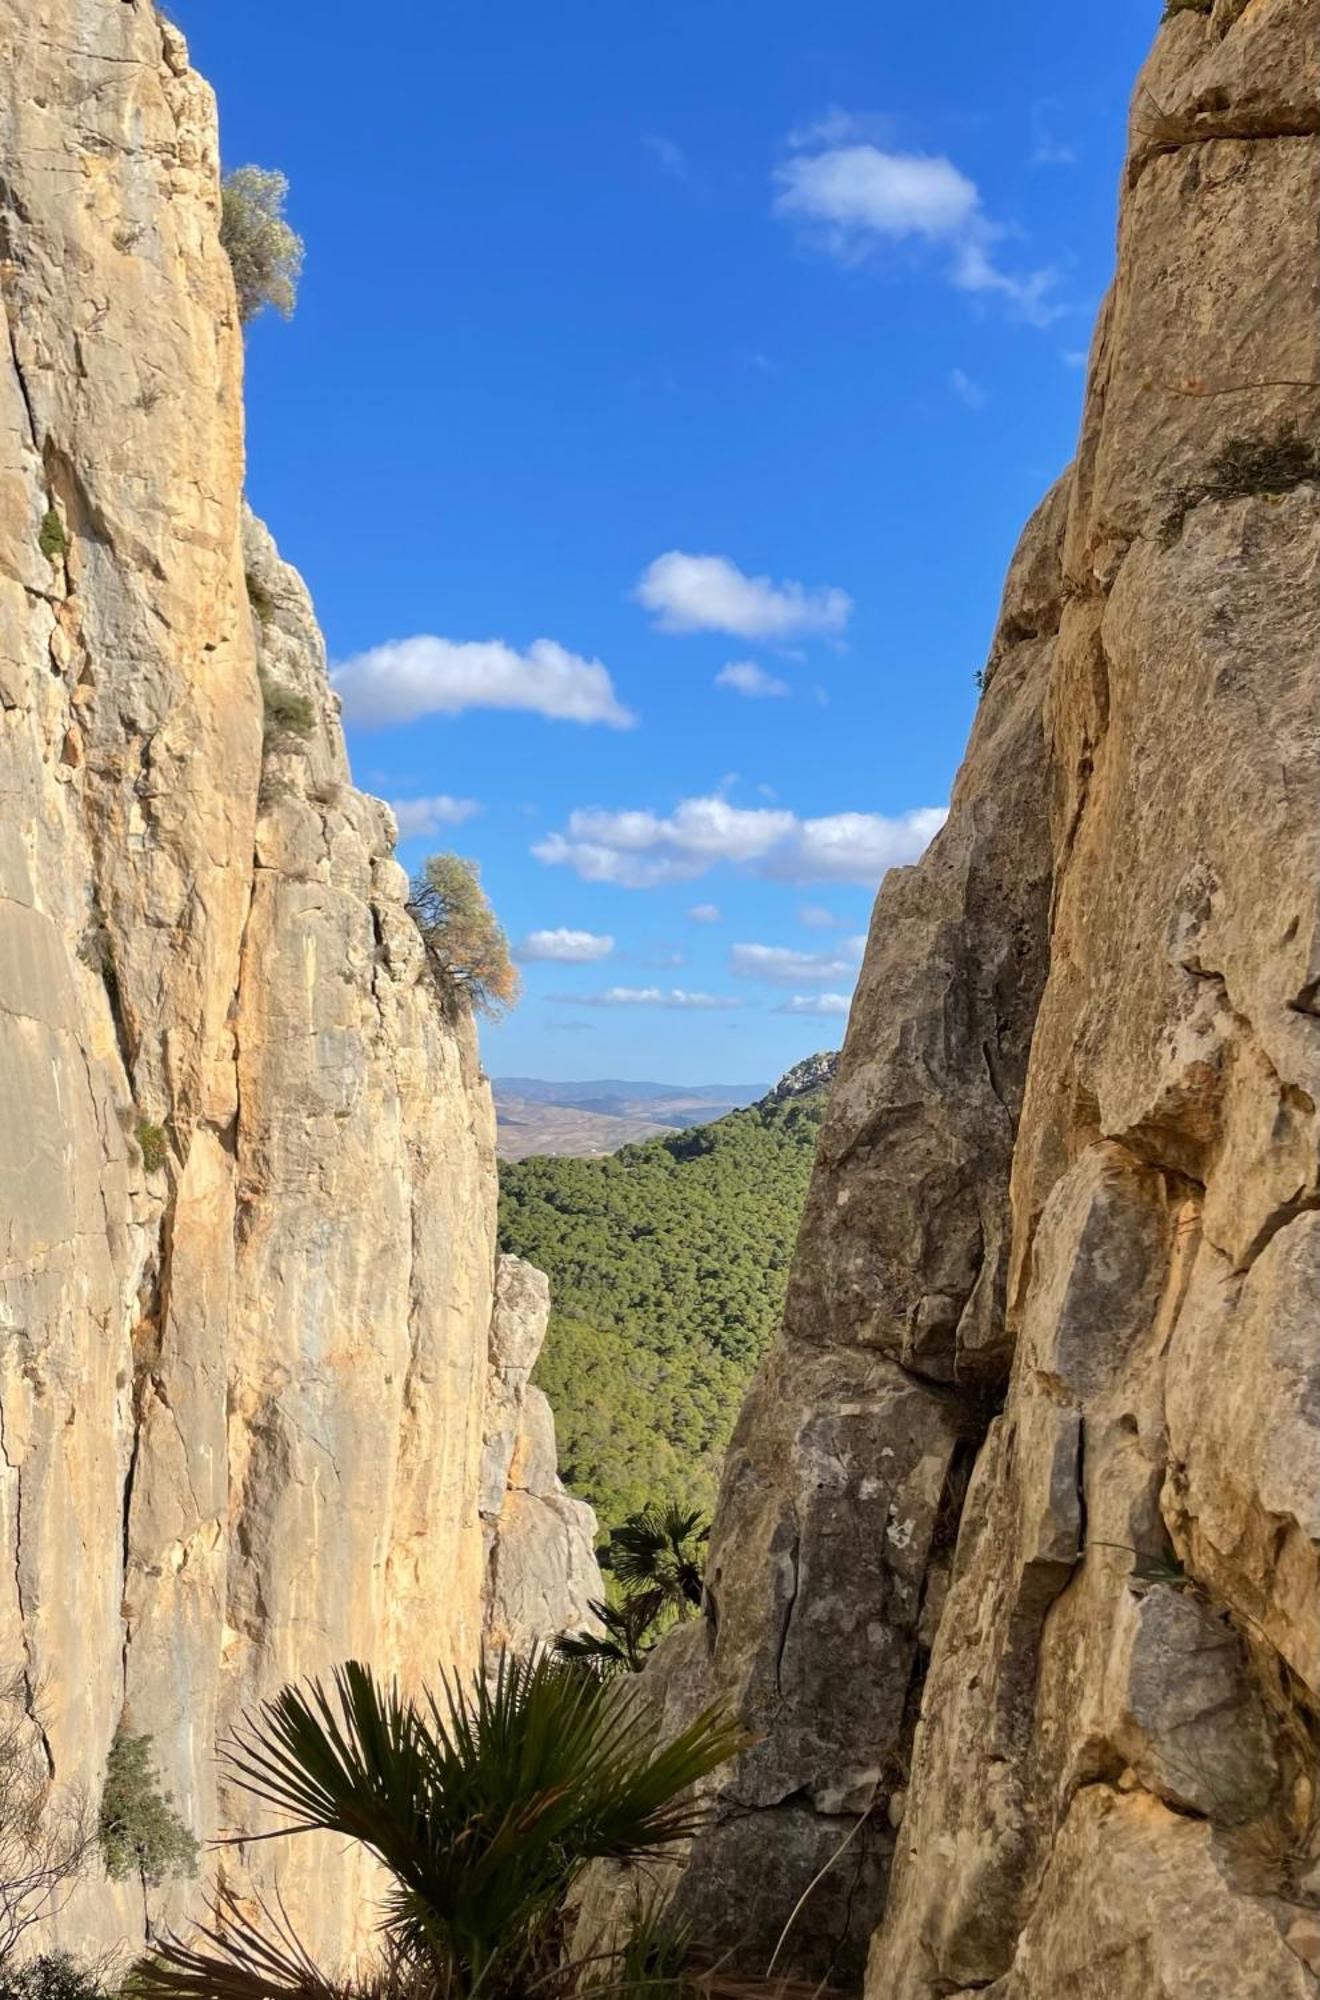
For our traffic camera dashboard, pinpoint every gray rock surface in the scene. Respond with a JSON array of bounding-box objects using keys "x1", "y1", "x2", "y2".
[{"x1": 604, "y1": 5, "x2": 1320, "y2": 1994}]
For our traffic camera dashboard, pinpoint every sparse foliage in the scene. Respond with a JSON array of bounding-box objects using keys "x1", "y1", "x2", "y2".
[
  {"x1": 0, "y1": 1954, "x2": 110, "y2": 2000},
  {"x1": 98, "y1": 1727, "x2": 199, "y2": 1887},
  {"x1": 1162, "y1": 0, "x2": 1211, "y2": 16},
  {"x1": 559, "y1": 1505, "x2": 709, "y2": 1675},
  {"x1": 1160, "y1": 423, "x2": 1320, "y2": 545},
  {"x1": 138, "y1": 1653, "x2": 743, "y2": 2000},
  {"x1": 409, "y1": 853, "x2": 518, "y2": 1019},
  {"x1": 260, "y1": 671, "x2": 316, "y2": 741},
  {"x1": 38, "y1": 510, "x2": 66, "y2": 563},
  {"x1": 136, "y1": 1121, "x2": 168, "y2": 1175},
  {"x1": 0, "y1": 1672, "x2": 96, "y2": 1969},
  {"x1": 220, "y1": 167, "x2": 304, "y2": 325}
]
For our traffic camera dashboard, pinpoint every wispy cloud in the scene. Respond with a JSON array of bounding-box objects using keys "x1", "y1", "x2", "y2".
[
  {"x1": 775, "y1": 993, "x2": 852, "y2": 1017},
  {"x1": 688, "y1": 903, "x2": 722, "y2": 923},
  {"x1": 643, "y1": 133, "x2": 688, "y2": 179},
  {"x1": 1030, "y1": 99, "x2": 1079, "y2": 169},
  {"x1": 799, "y1": 903, "x2": 847, "y2": 930},
  {"x1": 636, "y1": 552, "x2": 852, "y2": 642},
  {"x1": 534, "y1": 793, "x2": 946, "y2": 888},
  {"x1": 773, "y1": 117, "x2": 1061, "y2": 326},
  {"x1": 950, "y1": 367, "x2": 986, "y2": 409},
  {"x1": 514, "y1": 928, "x2": 614, "y2": 964},
  {"x1": 559, "y1": 986, "x2": 742, "y2": 1011},
  {"x1": 388, "y1": 794, "x2": 481, "y2": 837},
  {"x1": 334, "y1": 635, "x2": 635, "y2": 729},
  {"x1": 716, "y1": 660, "x2": 790, "y2": 699},
  {"x1": 730, "y1": 937, "x2": 865, "y2": 986}
]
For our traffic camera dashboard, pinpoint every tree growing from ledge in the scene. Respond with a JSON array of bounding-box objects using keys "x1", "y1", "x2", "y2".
[
  {"x1": 220, "y1": 166, "x2": 304, "y2": 324},
  {"x1": 409, "y1": 852, "x2": 519, "y2": 1018}
]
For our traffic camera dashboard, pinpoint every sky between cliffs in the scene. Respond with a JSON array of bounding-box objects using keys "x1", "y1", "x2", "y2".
[{"x1": 176, "y1": 0, "x2": 1155, "y2": 1083}]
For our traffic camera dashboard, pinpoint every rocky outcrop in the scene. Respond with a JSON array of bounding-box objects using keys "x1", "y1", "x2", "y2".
[
  {"x1": 482, "y1": 1256, "x2": 602, "y2": 1655},
  {"x1": 624, "y1": 2, "x2": 1320, "y2": 1993},
  {"x1": 766, "y1": 1050, "x2": 839, "y2": 1104},
  {"x1": 0, "y1": 0, "x2": 592, "y2": 1966}
]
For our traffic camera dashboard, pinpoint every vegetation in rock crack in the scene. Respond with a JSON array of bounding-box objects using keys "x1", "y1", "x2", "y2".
[
  {"x1": 560, "y1": 1503, "x2": 710, "y2": 1675},
  {"x1": 0, "y1": 1673, "x2": 96, "y2": 1967},
  {"x1": 499, "y1": 1085, "x2": 826, "y2": 1534},
  {"x1": 245, "y1": 568, "x2": 275, "y2": 628},
  {"x1": 38, "y1": 509, "x2": 66, "y2": 562},
  {"x1": 98, "y1": 1727, "x2": 198, "y2": 1886},
  {"x1": 260, "y1": 670, "x2": 316, "y2": 741},
  {"x1": 409, "y1": 852, "x2": 519, "y2": 1019},
  {"x1": 220, "y1": 166, "x2": 304, "y2": 325},
  {"x1": 137, "y1": 1653, "x2": 744, "y2": 2000},
  {"x1": 135, "y1": 1120, "x2": 168, "y2": 1175},
  {"x1": 1162, "y1": 0, "x2": 1211, "y2": 15},
  {"x1": 1160, "y1": 423, "x2": 1320, "y2": 545}
]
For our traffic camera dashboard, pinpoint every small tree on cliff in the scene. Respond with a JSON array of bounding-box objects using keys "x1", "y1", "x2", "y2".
[
  {"x1": 409, "y1": 852, "x2": 519, "y2": 1018},
  {"x1": 220, "y1": 166, "x2": 304, "y2": 324}
]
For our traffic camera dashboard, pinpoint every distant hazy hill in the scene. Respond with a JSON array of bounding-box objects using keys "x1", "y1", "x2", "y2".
[
  {"x1": 497, "y1": 1054, "x2": 837, "y2": 1533},
  {"x1": 492, "y1": 1076, "x2": 768, "y2": 1159}
]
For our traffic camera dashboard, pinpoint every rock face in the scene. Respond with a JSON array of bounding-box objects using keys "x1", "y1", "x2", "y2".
[
  {"x1": 482, "y1": 1256, "x2": 602, "y2": 1656},
  {"x1": 629, "y1": 4, "x2": 1320, "y2": 1993},
  {"x1": 0, "y1": 0, "x2": 593, "y2": 1965}
]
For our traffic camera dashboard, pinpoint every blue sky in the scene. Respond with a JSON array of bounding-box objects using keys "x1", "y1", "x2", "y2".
[{"x1": 176, "y1": 0, "x2": 1156, "y2": 1084}]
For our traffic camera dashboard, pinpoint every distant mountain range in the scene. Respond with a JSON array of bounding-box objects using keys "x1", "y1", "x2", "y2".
[{"x1": 492, "y1": 1076, "x2": 771, "y2": 1159}]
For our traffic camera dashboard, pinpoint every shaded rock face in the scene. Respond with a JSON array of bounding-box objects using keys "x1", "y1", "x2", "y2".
[
  {"x1": 0, "y1": 1, "x2": 592, "y2": 1965},
  {"x1": 632, "y1": 4, "x2": 1320, "y2": 1993}
]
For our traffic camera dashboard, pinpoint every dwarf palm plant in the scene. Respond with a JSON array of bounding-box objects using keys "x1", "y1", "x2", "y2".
[
  {"x1": 140, "y1": 1654, "x2": 742, "y2": 2000},
  {"x1": 609, "y1": 1506, "x2": 708, "y2": 1628}
]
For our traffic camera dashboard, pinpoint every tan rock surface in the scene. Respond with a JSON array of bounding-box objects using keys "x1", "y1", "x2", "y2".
[{"x1": 0, "y1": 2, "x2": 592, "y2": 1964}]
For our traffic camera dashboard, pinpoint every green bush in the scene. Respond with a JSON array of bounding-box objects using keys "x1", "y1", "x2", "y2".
[
  {"x1": 135, "y1": 1121, "x2": 168, "y2": 1175},
  {"x1": 260, "y1": 671, "x2": 315, "y2": 740},
  {"x1": 409, "y1": 853, "x2": 519, "y2": 1019},
  {"x1": 98, "y1": 1728, "x2": 198, "y2": 1887},
  {"x1": 38, "y1": 509, "x2": 67, "y2": 562},
  {"x1": 219, "y1": 167, "x2": 303, "y2": 325},
  {"x1": 0, "y1": 1956, "x2": 106, "y2": 2000}
]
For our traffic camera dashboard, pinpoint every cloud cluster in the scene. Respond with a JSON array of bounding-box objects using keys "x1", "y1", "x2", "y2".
[
  {"x1": 560, "y1": 987, "x2": 741, "y2": 1011},
  {"x1": 773, "y1": 115, "x2": 1059, "y2": 326},
  {"x1": 688, "y1": 903, "x2": 722, "y2": 923},
  {"x1": 774, "y1": 993, "x2": 852, "y2": 1017},
  {"x1": 730, "y1": 938, "x2": 865, "y2": 986},
  {"x1": 636, "y1": 552, "x2": 851, "y2": 641},
  {"x1": 514, "y1": 928, "x2": 614, "y2": 964},
  {"x1": 534, "y1": 794, "x2": 945, "y2": 887},
  {"x1": 388, "y1": 795, "x2": 481, "y2": 837},
  {"x1": 333, "y1": 635, "x2": 635, "y2": 729},
  {"x1": 716, "y1": 660, "x2": 790, "y2": 699}
]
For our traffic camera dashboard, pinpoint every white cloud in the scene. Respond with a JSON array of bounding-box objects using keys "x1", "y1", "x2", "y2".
[
  {"x1": 644, "y1": 134, "x2": 688, "y2": 179},
  {"x1": 561, "y1": 986, "x2": 742, "y2": 1011},
  {"x1": 730, "y1": 938, "x2": 864, "y2": 986},
  {"x1": 950, "y1": 368, "x2": 986, "y2": 409},
  {"x1": 772, "y1": 130, "x2": 1060, "y2": 326},
  {"x1": 1030, "y1": 100, "x2": 1079, "y2": 169},
  {"x1": 799, "y1": 903, "x2": 847, "y2": 929},
  {"x1": 688, "y1": 903, "x2": 722, "y2": 923},
  {"x1": 716, "y1": 660, "x2": 791, "y2": 699},
  {"x1": 636, "y1": 552, "x2": 852, "y2": 641},
  {"x1": 333, "y1": 635, "x2": 635, "y2": 729},
  {"x1": 534, "y1": 794, "x2": 945, "y2": 888},
  {"x1": 1062, "y1": 349, "x2": 1089, "y2": 370},
  {"x1": 388, "y1": 794, "x2": 481, "y2": 837},
  {"x1": 775, "y1": 993, "x2": 852, "y2": 1017},
  {"x1": 514, "y1": 928, "x2": 614, "y2": 964}
]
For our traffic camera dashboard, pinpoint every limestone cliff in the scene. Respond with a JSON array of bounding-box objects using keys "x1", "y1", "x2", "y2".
[
  {"x1": 0, "y1": 0, "x2": 595, "y2": 1963},
  {"x1": 630, "y1": 2, "x2": 1320, "y2": 1992}
]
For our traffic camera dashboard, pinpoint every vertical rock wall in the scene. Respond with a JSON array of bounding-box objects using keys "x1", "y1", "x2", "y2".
[
  {"x1": 639, "y1": 2, "x2": 1320, "y2": 1993},
  {"x1": 0, "y1": 0, "x2": 594, "y2": 1966}
]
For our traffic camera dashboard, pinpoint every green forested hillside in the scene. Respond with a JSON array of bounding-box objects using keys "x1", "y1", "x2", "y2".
[{"x1": 497, "y1": 1085, "x2": 827, "y2": 1535}]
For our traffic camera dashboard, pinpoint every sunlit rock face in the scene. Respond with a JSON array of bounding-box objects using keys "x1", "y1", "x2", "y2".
[
  {"x1": 610, "y1": 2, "x2": 1320, "y2": 1991},
  {"x1": 0, "y1": 1, "x2": 593, "y2": 1963}
]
